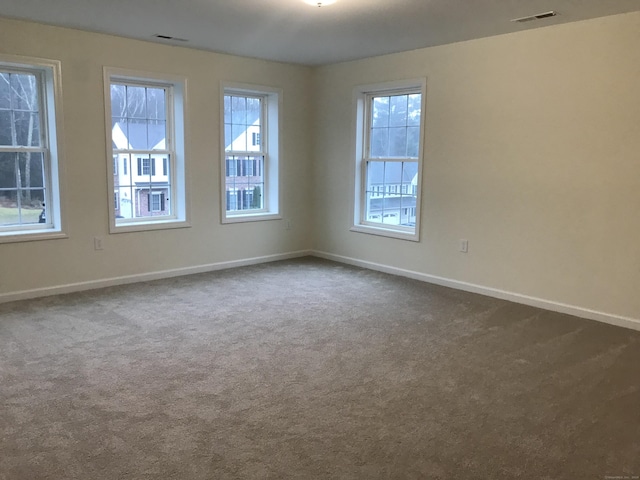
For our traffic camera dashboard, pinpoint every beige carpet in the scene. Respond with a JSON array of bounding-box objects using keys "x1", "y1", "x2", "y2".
[{"x1": 1, "y1": 257, "x2": 639, "y2": 479}]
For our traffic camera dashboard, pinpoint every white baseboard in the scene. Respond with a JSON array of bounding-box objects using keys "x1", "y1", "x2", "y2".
[
  {"x1": 312, "y1": 250, "x2": 640, "y2": 332},
  {"x1": 0, "y1": 250, "x2": 312, "y2": 304}
]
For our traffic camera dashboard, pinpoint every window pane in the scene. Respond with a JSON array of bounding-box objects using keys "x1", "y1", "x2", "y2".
[
  {"x1": 365, "y1": 160, "x2": 418, "y2": 229},
  {"x1": 0, "y1": 152, "x2": 17, "y2": 189},
  {"x1": 10, "y1": 73, "x2": 38, "y2": 111},
  {"x1": 146, "y1": 88, "x2": 166, "y2": 120},
  {"x1": 366, "y1": 160, "x2": 384, "y2": 191},
  {"x1": 224, "y1": 155, "x2": 264, "y2": 212},
  {"x1": 14, "y1": 111, "x2": 41, "y2": 147},
  {"x1": 407, "y1": 94, "x2": 421, "y2": 126},
  {"x1": 372, "y1": 96, "x2": 389, "y2": 128},
  {"x1": 115, "y1": 186, "x2": 134, "y2": 219},
  {"x1": 0, "y1": 73, "x2": 11, "y2": 109},
  {"x1": 127, "y1": 153, "x2": 174, "y2": 218},
  {"x1": 370, "y1": 128, "x2": 389, "y2": 157},
  {"x1": 389, "y1": 127, "x2": 407, "y2": 157},
  {"x1": 231, "y1": 124, "x2": 247, "y2": 151},
  {"x1": 148, "y1": 120, "x2": 166, "y2": 150},
  {"x1": 401, "y1": 161, "x2": 419, "y2": 188},
  {"x1": 112, "y1": 118, "x2": 129, "y2": 149},
  {"x1": 406, "y1": 127, "x2": 420, "y2": 158},
  {"x1": 0, "y1": 111, "x2": 12, "y2": 145},
  {"x1": 247, "y1": 97, "x2": 261, "y2": 126},
  {"x1": 18, "y1": 152, "x2": 44, "y2": 188},
  {"x1": 0, "y1": 151, "x2": 45, "y2": 225},
  {"x1": 226, "y1": 95, "x2": 264, "y2": 154},
  {"x1": 126, "y1": 86, "x2": 147, "y2": 119},
  {"x1": 110, "y1": 84, "x2": 126, "y2": 118},
  {"x1": 383, "y1": 161, "x2": 402, "y2": 187},
  {"x1": 389, "y1": 94, "x2": 408, "y2": 127},
  {"x1": 231, "y1": 96, "x2": 247, "y2": 125},
  {"x1": 0, "y1": 72, "x2": 41, "y2": 147},
  {"x1": 24, "y1": 188, "x2": 45, "y2": 211},
  {"x1": 0, "y1": 193, "x2": 20, "y2": 226},
  {"x1": 368, "y1": 91, "x2": 421, "y2": 163}
]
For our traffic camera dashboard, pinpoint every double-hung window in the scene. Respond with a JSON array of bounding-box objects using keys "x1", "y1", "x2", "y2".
[
  {"x1": 105, "y1": 68, "x2": 187, "y2": 231},
  {"x1": 0, "y1": 56, "x2": 64, "y2": 242},
  {"x1": 352, "y1": 79, "x2": 426, "y2": 241},
  {"x1": 221, "y1": 83, "x2": 280, "y2": 223}
]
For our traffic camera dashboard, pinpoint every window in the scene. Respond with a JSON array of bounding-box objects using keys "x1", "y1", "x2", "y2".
[
  {"x1": 137, "y1": 157, "x2": 151, "y2": 176},
  {"x1": 0, "y1": 56, "x2": 64, "y2": 242},
  {"x1": 105, "y1": 68, "x2": 187, "y2": 232},
  {"x1": 149, "y1": 192, "x2": 165, "y2": 212},
  {"x1": 221, "y1": 83, "x2": 281, "y2": 223},
  {"x1": 352, "y1": 79, "x2": 426, "y2": 241}
]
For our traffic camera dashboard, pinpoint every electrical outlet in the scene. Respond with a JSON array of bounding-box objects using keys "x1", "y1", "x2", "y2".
[
  {"x1": 459, "y1": 239, "x2": 468, "y2": 253},
  {"x1": 285, "y1": 220, "x2": 292, "y2": 230},
  {"x1": 94, "y1": 236, "x2": 104, "y2": 251}
]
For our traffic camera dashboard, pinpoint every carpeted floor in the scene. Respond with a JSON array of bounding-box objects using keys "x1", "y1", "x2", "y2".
[{"x1": 1, "y1": 257, "x2": 639, "y2": 479}]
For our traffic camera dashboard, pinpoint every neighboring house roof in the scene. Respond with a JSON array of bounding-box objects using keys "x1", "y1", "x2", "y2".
[
  {"x1": 112, "y1": 121, "x2": 166, "y2": 150},
  {"x1": 225, "y1": 102, "x2": 261, "y2": 151},
  {"x1": 226, "y1": 119, "x2": 260, "y2": 152},
  {"x1": 368, "y1": 161, "x2": 418, "y2": 185}
]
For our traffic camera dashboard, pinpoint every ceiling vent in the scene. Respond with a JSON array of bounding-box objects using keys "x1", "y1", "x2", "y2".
[
  {"x1": 511, "y1": 11, "x2": 558, "y2": 23},
  {"x1": 152, "y1": 34, "x2": 188, "y2": 42}
]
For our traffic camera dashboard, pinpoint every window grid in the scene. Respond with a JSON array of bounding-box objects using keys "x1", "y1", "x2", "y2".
[
  {"x1": 359, "y1": 87, "x2": 423, "y2": 234},
  {"x1": 223, "y1": 93, "x2": 267, "y2": 213},
  {"x1": 110, "y1": 81, "x2": 174, "y2": 222},
  {"x1": 0, "y1": 66, "x2": 53, "y2": 232}
]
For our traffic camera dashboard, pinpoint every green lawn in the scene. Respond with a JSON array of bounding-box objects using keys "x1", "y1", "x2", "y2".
[{"x1": 0, "y1": 206, "x2": 41, "y2": 225}]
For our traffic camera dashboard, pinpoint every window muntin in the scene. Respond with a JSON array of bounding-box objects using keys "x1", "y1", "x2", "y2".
[
  {"x1": 0, "y1": 59, "x2": 63, "y2": 240},
  {"x1": 106, "y1": 69, "x2": 186, "y2": 231},
  {"x1": 353, "y1": 81, "x2": 425, "y2": 240}
]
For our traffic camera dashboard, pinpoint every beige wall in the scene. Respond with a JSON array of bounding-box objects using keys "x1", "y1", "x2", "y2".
[
  {"x1": 312, "y1": 12, "x2": 640, "y2": 320},
  {"x1": 0, "y1": 18, "x2": 313, "y2": 295}
]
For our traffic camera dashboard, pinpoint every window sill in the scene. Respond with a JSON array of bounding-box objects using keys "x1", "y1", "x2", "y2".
[
  {"x1": 110, "y1": 219, "x2": 191, "y2": 234},
  {"x1": 0, "y1": 229, "x2": 68, "y2": 244},
  {"x1": 350, "y1": 224, "x2": 419, "y2": 242},
  {"x1": 222, "y1": 212, "x2": 282, "y2": 224}
]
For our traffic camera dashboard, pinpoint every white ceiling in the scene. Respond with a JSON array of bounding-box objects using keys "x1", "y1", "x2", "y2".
[{"x1": 2, "y1": 0, "x2": 639, "y2": 65}]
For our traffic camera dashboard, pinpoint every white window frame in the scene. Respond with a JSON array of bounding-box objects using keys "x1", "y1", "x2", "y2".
[
  {"x1": 104, "y1": 67, "x2": 189, "y2": 233},
  {"x1": 0, "y1": 54, "x2": 66, "y2": 244},
  {"x1": 220, "y1": 82, "x2": 281, "y2": 224},
  {"x1": 351, "y1": 78, "x2": 426, "y2": 242}
]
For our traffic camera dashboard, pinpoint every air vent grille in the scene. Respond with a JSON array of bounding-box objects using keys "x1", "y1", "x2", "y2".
[
  {"x1": 152, "y1": 34, "x2": 188, "y2": 42},
  {"x1": 511, "y1": 11, "x2": 558, "y2": 23}
]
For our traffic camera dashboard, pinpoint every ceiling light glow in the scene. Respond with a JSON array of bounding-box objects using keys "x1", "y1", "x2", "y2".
[{"x1": 303, "y1": 0, "x2": 336, "y2": 6}]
